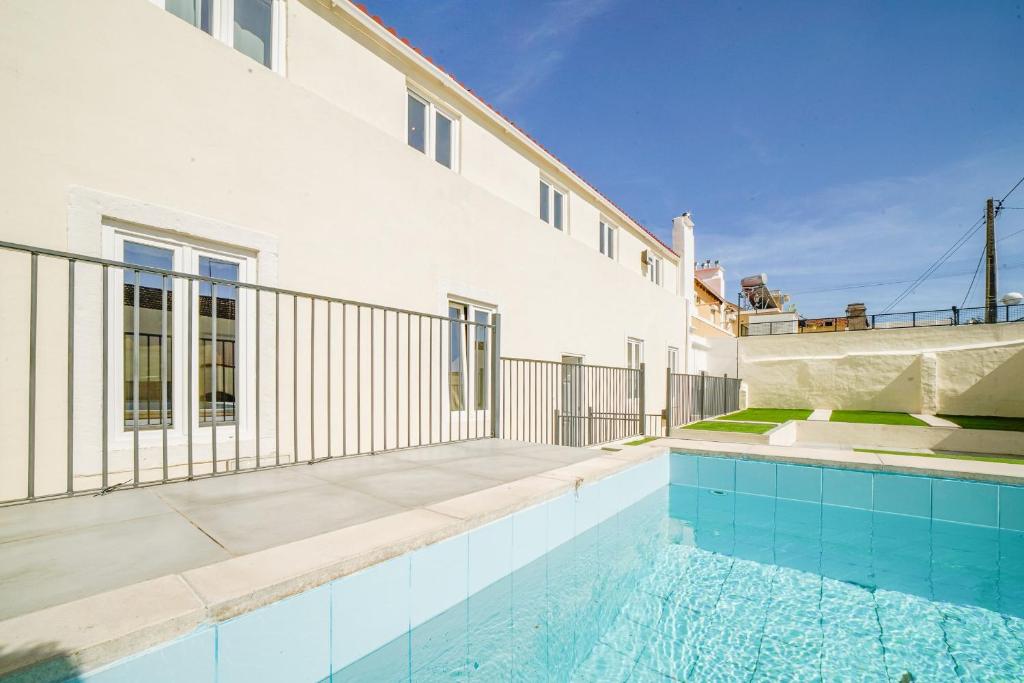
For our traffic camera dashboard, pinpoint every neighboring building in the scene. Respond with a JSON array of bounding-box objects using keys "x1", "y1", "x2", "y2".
[{"x1": 0, "y1": 0, "x2": 696, "y2": 498}]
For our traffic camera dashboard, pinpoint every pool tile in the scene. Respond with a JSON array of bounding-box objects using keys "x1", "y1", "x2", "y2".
[
  {"x1": 82, "y1": 628, "x2": 215, "y2": 682},
  {"x1": 467, "y1": 576, "x2": 513, "y2": 679},
  {"x1": 411, "y1": 533, "x2": 468, "y2": 626},
  {"x1": 873, "y1": 473, "x2": 930, "y2": 517},
  {"x1": 697, "y1": 456, "x2": 735, "y2": 491},
  {"x1": 577, "y1": 477, "x2": 610, "y2": 533},
  {"x1": 333, "y1": 630, "x2": 409, "y2": 682},
  {"x1": 822, "y1": 468, "x2": 872, "y2": 509},
  {"x1": 932, "y1": 479, "x2": 998, "y2": 527},
  {"x1": 776, "y1": 464, "x2": 821, "y2": 503},
  {"x1": 669, "y1": 454, "x2": 699, "y2": 486},
  {"x1": 468, "y1": 516, "x2": 513, "y2": 595},
  {"x1": 331, "y1": 555, "x2": 410, "y2": 671},
  {"x1": 511, "y1": 501, "x2": 547, "y2": 571},
  {"x1": 547, "y1": 491, "x2": 575, "y2": 551},
  {"x1": 410, "y1": 602, "x2": 468, "y2": 679},
  {"x1": 217, "y1": 585, "x2": 330, "y2": 683},
  {"x1": 1000, "y1": 485, "x2": 1024, "y2": 532},
  {"x1": 735, "y1": 460, "x2": 775, "y2": 497}
]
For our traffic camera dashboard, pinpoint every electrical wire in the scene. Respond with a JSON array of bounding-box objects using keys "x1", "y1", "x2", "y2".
[
  {"x1": 1000, "y1": 174, "x2": 1024, "y2": 202},
  {"x1": 879, "y1": 214, "x2": 985, "y2": 313},
  {"x1": 959, "y1": 244, "x2": 986, "y2": 308}
]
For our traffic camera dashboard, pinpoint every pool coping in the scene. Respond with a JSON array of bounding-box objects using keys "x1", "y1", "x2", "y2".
[
  {"x1": 644, "y1": 437, "x2": 1024, "y2": 485},
  {"x1": 0, "y1": 447, "x2": 661, "y2": 681}
]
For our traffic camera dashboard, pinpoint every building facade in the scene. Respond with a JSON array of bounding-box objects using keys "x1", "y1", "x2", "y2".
[{"x1": 0, "y1": 0, "x2": 692, "y2": 500}]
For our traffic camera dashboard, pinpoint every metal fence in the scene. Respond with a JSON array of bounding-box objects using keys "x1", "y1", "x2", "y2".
[
  {"x1": 666, "y1": 371, "x2": 742, "y2": 428},
  {"x1": 744, "y1": 303, "x2": 1024, "y2": 336},
  {"x1": 499, "y1": 358, "x2": 644, "y2": 447},
  {"x1": 0, "y1": 240, "x2": 498, "y2": 504}
]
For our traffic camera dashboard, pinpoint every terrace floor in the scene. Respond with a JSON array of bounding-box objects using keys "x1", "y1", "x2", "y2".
[{"x1": 0, "y1": 439, "x2": 599, "y2": 621}]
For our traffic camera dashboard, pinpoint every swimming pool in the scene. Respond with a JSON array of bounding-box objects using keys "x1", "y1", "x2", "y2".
[{"x1": 336, "y1": 453, "x2": 1024, "y2": 681}]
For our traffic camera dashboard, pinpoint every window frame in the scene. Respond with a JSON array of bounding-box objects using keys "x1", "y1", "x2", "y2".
[
  {"x1": 648, "y1": 253, "x2": 664, "y2": 286},
  {"x1": 406, "y1": 87, "x2": 460, "y2": 172},
  {"x1": 107, "y1": 222, "x2": 254, "y2": 450},
  {"x1": 626, "y1": 337, "x2": 644, "y2": 400},
  {"x1": 539, "y1": 177, "x2": 568, "y2": 231},
  {"x1": 668, "y1": 346, "x2": 679, "y2": 375},
  {"x1": 447, "y1": 298, "x2": 495, "y2": 416},
  {"x1": 599, "y1": 220, "x2": 617, "y2": 260},
  {"x1": 157, "y1": 0, "x2": 286, "y2": 73}
]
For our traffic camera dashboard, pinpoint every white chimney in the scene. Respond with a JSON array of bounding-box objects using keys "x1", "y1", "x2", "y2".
[{"x1": 672, "y1": 213, "x2": 696, "y2": 373}]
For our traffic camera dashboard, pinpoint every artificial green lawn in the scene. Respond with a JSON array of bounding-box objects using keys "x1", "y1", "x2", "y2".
[
  {"x1": 715, "y1": 408, "x2": 812, "y2": 423},
  {"x1": 684, "y1": 421, "x2": 774, "y2": 434},
  {"x1": 829, "y1": 410, "x2": 927, "y2": 426},
  {"x1": 937, "y1": 414, "x2": 1024, "y2": 432},
  {"x1": 624, "y1": 436, "x2": 658, "y2": 446},
  {"x1": 854, "y1": 447, "x2": 1024, "y2": 466}
]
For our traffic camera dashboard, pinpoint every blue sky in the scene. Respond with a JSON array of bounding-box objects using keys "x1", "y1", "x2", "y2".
[{"x1": 364, "y1": 0, "x2": 1024, "y2": 316}]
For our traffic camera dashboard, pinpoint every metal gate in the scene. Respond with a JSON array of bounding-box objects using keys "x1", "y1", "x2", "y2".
[{"x1": 500, "y1": 357, "x2": 643, "y2": 446}]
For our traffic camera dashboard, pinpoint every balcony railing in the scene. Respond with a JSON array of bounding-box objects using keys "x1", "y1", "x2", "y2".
[{"x1": 742, "y1": 304, "x2": 1024, "y2": 336}]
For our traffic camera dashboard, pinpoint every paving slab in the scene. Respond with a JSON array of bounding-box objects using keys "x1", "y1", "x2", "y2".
[
  {"x1": 808, "y1": 409, "x2": 832, "y2": 421},
  {"x1": 0, "y1": 512, "x2": 228, "y2": 620},
  {"x1": 340, "y1": 464, "x2": 504, "y2": 507},
  {"x1": 175, "y1": 483, "x2": 407, "y2": 556},
  {"x1": 911, "y1": 414, "x2": 960, "y2": 428}
]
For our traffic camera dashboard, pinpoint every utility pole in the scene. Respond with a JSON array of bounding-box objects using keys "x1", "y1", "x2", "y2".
[{"x1": 985, "y1": 197, "x2": 997, "y2": 323}]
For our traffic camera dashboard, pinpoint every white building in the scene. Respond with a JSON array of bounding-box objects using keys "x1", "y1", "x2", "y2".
[{"x1": 0, "y1": 0, "x2": 702, "y2": 501}]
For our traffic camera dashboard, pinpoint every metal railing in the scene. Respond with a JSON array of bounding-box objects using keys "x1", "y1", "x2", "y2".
[
  {"x1": 0, "y1": 240, "x2": 498, "y2": 504},
  {"x1": 666, "y1": 371, "x2": 741, "y2": 428},
  {"x1": 499, "y1": 358, "x2": 644, "y2": 447},
  {"x1": 743, "y1": 303, "x2": 1024, "y2": 336}
]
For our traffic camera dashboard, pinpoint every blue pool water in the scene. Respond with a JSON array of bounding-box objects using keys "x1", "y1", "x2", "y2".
[{"x1": 334, "y1": 455, "x2": 1024, "y2": 681}]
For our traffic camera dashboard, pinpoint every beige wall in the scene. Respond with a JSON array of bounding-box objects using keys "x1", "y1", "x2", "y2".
[
  {"x1": 728, "y1": 323, "x2": 1024, "y2": 416},
  {"x1": 0, "y1": 0, "x2": 686, "y2": 500}
]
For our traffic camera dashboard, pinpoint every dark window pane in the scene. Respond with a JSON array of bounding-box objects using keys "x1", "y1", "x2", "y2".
[
  {"x1": 435, "y1": 111, "x2": 452, "y2": 168},
  {"x1": 408, "y1": 95, "x2": 426, "y2": 153},
  {"x1": 539, "y1": 181, "x2": 549, "y2": 222},
  {"x1": 553, "y1": 191, "x2": 563, "y2": 230},
  {"x1": 448, "y1": 305, "x2": 465, "y2": 411},
  {"x1": 166, "y1": 0, "x2": 213, "y2": 33},
  {"x1": 123, "y1": 242, "x2": 174, "y2": 428},
  {"x1": 198, "y1": 257, "x2": 239, "y2": 424},
  {"x1": 234, "y1": 0, "x2": 273, "y2": 67}
]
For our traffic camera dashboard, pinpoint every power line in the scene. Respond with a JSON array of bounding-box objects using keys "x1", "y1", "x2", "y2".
[
  {"x1": 999, "y1": 227, "x2": 1024, "y2": 242},
  {"x1": 880, "y1": 214, "x2": 985, "y2": 313},
  {"x1": 1000, "y1": 174, "x2": 1024, "y2": 202},
  {"x1": 789, "y1": 261, "x2": 1023, "y2": 296},
  {"x1": 960, "y1": 244, "x2": 986, "y2": 308}
]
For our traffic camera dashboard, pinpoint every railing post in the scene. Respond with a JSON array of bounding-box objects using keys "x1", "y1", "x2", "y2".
[
  {"x1": 665, "y1": 366, "x2": 672, "y2": 430},
  {"x1": 952, "y1": 306, "x2": 959, "y2": 326},
  {"x1": 912, "y1": 311, "x2": 917, "y2": 327},
  {"x1": 638, "y1": 362, "x2": 646, "y2": 436},
  {"x1": 871, "y1": 314, "x2": 876, "y2": 329},
  {"x1": 587, "y1": 407, "x2": 594, "y2": 445},
  {"x1": 553, "y1": 408, "x2": 560, "y2": 445},
  {"x1": 700, "y1": 370, "x2": 707, "y2": 420},
  {"x1": 489, "y1": 313, "x2": 501, "y2": 438}
]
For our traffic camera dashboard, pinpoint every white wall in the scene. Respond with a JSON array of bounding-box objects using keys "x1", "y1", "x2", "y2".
[
  {"x1": 734, "y1": 323, "x2": 1024, "y2": 416},
  {"x1": 0, "y1": 0, "x2": 687, "y2": 500}
]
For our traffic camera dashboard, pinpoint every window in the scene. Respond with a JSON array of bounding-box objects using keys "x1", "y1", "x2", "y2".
[
  {"x1": 198, "y1": 257, "x2": 239, "y2": 424},
  {"x1": 668, "y1": 346, "x2": 679, "y2": 374},
  {"x1": 539, "y1": 180, "x2": 566, "y2": 230},
  {"x1": 626, "y1": 337, "x2": 644, "y2": 399},
  {"x1": 161, "y1": 0, "x2": 283, "y2": 71},
  {"x1": 599, "y1": 221, "x2": 616, "y2": 259},
  {"x1": 112, "y1": 225, "x2": 249, "y2": 439},
  {"x1": 407, "y1": 90, "x2": 459, "y2": 170},
  {"x1": 407, "y1": 94, "x2": 427, "y2": 153},
  {"x1": 648, "y1": 254, "x2": 663, "y2": 286},
  {"x1": 123, "y1": 242, "x2": 174, "y2": 429},
  {"x1": 448, "y1": 300, "x2": 494, "y2": 412}
]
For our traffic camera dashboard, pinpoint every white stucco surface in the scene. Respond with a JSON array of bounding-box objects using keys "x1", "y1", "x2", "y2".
[{"x1": 721, "y1": 323, "x2": 1024, "y2": 416}]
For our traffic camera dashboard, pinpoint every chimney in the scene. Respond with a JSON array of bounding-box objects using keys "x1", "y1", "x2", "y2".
[{"x1": 672, "y1": 213, "x2": 695, "y2": 306}]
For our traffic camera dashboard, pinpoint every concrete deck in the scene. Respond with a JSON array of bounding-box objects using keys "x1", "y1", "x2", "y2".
[{"x1": 0, "y1": 439, "x2": 597, "y2": 621}]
